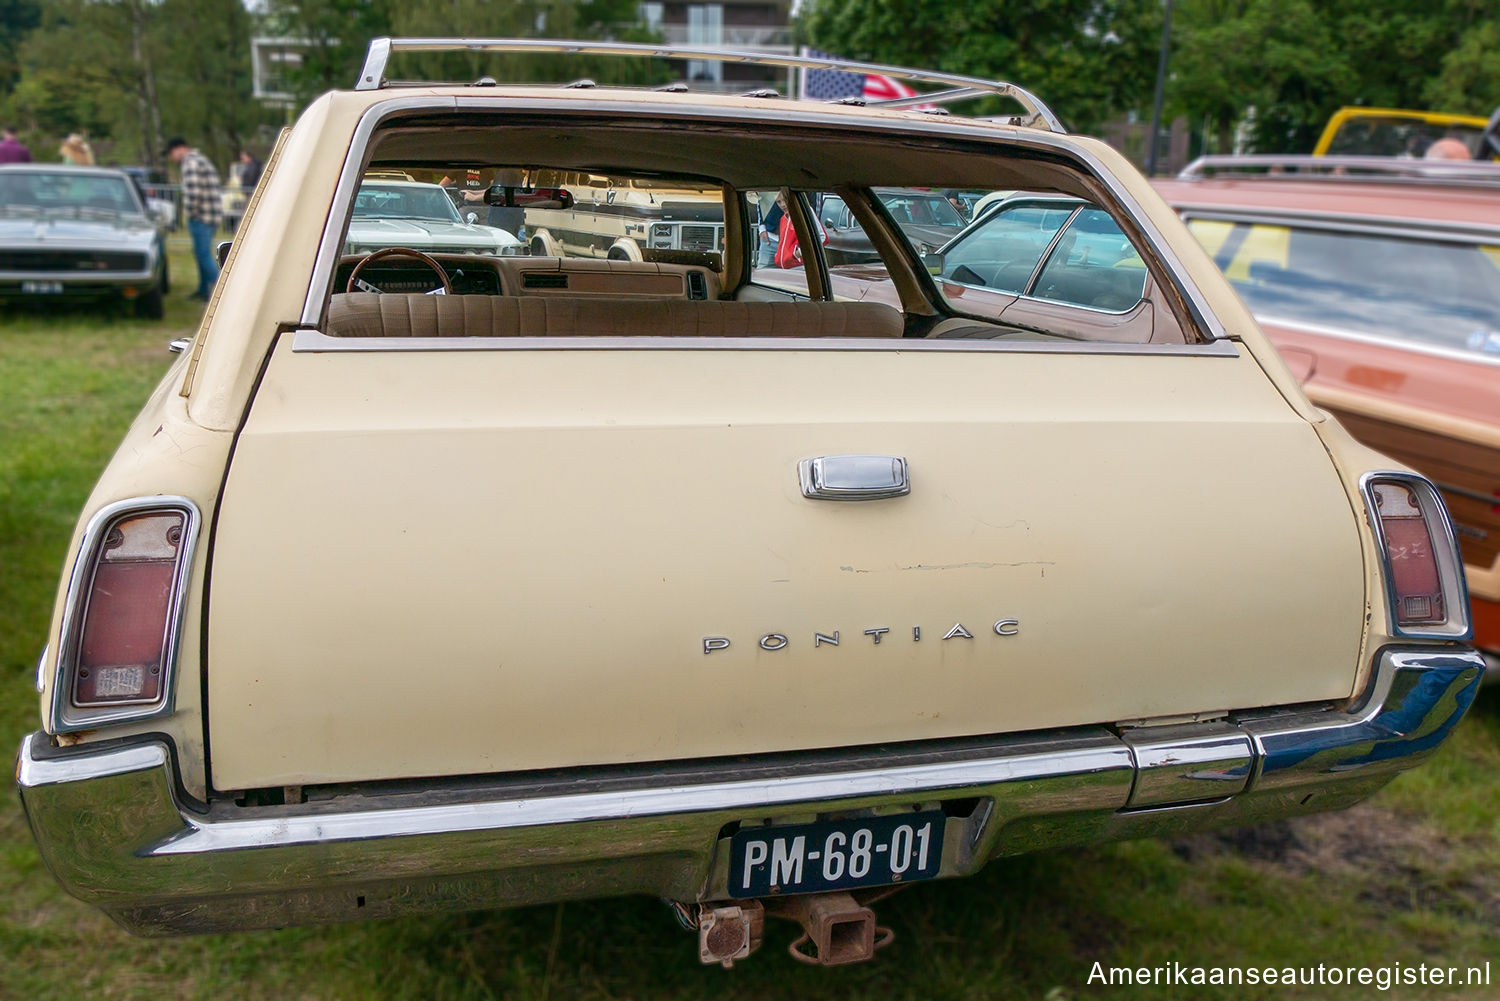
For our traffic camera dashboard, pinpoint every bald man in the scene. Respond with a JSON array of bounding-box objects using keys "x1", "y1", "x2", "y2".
[{"x1": 1424, "y1": 137, "x2": 1472, "y2": 161}]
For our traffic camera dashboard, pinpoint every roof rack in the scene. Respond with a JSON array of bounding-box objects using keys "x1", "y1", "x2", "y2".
[
  {"x1": 1179, "y1": 154, "x2": 1500, "y2": 187},
  {"x1": 354, "y1": 37, "x2": 1064, "y2": 133}
]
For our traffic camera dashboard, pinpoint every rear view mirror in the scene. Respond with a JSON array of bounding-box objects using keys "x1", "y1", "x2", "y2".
[
  {"x1": 216, "y1": 240, "x2": 231, "y2": 267},
  {"x1": 486, "y1": 185, "x2": 574, "y2": 210}
]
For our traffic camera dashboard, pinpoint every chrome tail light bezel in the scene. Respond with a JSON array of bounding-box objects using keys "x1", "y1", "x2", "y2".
[
  {"x1": 1359, "y1": 471, "x2": 1472, "y2": 642},
  {"x1": 49, "y1": 496, "x2": 201, "y2": 733}
]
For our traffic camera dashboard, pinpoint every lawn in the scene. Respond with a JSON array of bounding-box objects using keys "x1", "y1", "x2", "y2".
[{"x1": 2, "y1": 239, "x2": 1498, "y2": 998}]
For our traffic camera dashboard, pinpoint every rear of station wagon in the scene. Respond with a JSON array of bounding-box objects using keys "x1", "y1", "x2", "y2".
[{"x1": 17, "y1": 40, "x2": 1485, "y2": 967}]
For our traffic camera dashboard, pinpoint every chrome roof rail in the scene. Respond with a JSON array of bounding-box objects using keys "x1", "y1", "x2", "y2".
[
  {"x1": 354, "y1": 37, "x2": 1064, "y2": 133},
  {"x1": 1179, "y1": 154, "x2": 1500, "y2": 187}
]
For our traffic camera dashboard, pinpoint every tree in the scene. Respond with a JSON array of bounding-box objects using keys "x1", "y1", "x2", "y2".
[
  {"x1": 1424, "y1": 21, "x2": 1500, "y2": 114},
  {"x1": 0, "y1": 0, "x2": 42, "y2": 99},
  {"x1": 795, "y1": 0, "x2": 1164, "y2": 133}
]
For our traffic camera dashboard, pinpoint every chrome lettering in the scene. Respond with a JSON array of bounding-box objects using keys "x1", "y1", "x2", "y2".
[
  {"x1": 703, "y1": 637, "x2": 730, "y2": 655},
  {"x1": 814, "y1": 631, "x2": 840, "y2": 647},
  {"x1": 864, "y1": 627, "x2": 890, "y2": 644},
  {"x1": 759, "y1": 633, "x2": 789, "y2": 651},
  {"x1": 942, "y1": 622, "x2": 974, "y2": 640},
  {"x1": 994, "y1": 619, "x2": 1020, "y2": 636}
]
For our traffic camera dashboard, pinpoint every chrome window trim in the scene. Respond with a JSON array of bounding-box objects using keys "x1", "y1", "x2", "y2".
[
  {"x1": 1253, "y1": 312, "x2": 1500, "y2": 369},
  {"x1": 291, "y1": 328, "x2": 1240, "y2": 357},
  {"x1": 1358, "y1": 471, "x2": 1472, "y2": 642},
  {"x1": 300, "y1": 96, "x2": 1229, "y2": 341},
  {"x1": 50, "y1": 496, "x2": 202, "y2": 733}
]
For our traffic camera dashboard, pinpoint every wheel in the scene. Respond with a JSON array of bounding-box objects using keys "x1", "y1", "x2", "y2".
[
  {"x1": 607, "y1": 239, "x2": 643, "y2": 262},
  {"x1": 135, "y1": 285, "x2": 165, "y2": 319}
]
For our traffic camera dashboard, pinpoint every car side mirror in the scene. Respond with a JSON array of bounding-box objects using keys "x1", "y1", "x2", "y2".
[
  {"x1": 149, "y1": 200, "x2": 176, "y2": 228},
  {"x1": 465, "y1": 211, "x2": 478, "y2": 224},
  {"x1": 216, "y1": 240, "x2": 231, "y2": 267},
  {"x1": 923, "y1": 252, "x2": 944, "y2": 275}
]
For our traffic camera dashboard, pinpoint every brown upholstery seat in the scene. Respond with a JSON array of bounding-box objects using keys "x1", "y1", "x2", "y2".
[{"x1": 326, "y1": 293, "x2": 904, "y2": 339}]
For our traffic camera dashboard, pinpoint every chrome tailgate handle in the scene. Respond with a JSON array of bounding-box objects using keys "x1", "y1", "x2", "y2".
[{"x1": 799, "y1": 455, "x2": 910, "y2": 501}]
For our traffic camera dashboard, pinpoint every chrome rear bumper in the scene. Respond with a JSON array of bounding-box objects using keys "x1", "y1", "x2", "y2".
[{"x1": 17, "y1": 647, "x2": 1482, "y2": 935}]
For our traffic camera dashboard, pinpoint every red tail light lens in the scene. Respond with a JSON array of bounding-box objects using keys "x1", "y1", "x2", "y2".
[
  {"x1": 52, "y1": 499, "x2": 199, "y2": 731},
  {"x1": 1363, "y1": 474, "x2": 1470, "y2": 640}
]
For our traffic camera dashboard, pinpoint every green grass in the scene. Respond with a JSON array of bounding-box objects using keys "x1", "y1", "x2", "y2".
[{"x1": 3, "y1": 242, "x2": 1499, "y2": 998}]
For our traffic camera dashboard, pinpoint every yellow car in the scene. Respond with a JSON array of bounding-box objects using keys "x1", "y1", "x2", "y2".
[{"x1": 1314, "y1": 106, "x2": 1491, "y2": 159}]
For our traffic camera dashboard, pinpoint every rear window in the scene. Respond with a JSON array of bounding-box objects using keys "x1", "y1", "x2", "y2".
[{"x1": 1187, "y1": 218, "x2": 1500, "y2": 357}]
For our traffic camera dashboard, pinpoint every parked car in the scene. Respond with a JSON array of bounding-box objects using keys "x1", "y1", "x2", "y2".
[
  {"x1": 344, "y1": 179, "x2": 523, "y2": 257},
  {"x1": 1313, "y1": 106, "x2": 1492, "y2": 159},
  {"x1": 17, "y1": 40, "x2": 1485, "y2": 969},
  {"x1": 522, "y1": 172, "x2": 725, "y2": 261},
  {"x1": 1155, "y1": 156, "x2": 1500, "y2": 664},
  {"x1": 762, "y1": 193, "x2": 1169, "y2": 343},
  {"x1": 0, "y1": 164, "x2": 169, "y2": 317},
  {"x1": 819, "y1": 188, "x2": 969, "y2": 264}
]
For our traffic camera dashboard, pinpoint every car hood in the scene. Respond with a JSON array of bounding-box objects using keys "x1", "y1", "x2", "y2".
[
  {"x1": 347, "y1": 218, "x2": 520, "y2": 249},
  {"x1": 0, "y1": 214, "x2": 157, "y2": 249}
]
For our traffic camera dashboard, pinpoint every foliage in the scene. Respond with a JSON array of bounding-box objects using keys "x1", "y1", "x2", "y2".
[
  {"x1": 796, "y1": 0, "x2": 1164, "y2": 133},
  {"x1": 798, "y1": 0, "x2": 1500, "y2": 154},
  {"x1": 2, "y1": 0, "x2": 271, "y2": 169},
  {"x1": 1424, "y1": 20, "x2": 1500, "y2": 114}
]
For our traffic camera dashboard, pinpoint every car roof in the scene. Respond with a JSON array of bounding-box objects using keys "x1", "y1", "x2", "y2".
[
  {"x1": 0, "y1": 164, "x2": 134, "y2": 178},
  {"x1": 1152, "y1": 175, "x2": 1500, "y2": 230}
]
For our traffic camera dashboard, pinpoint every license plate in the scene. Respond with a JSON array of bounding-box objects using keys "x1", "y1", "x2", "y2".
[
  {"x1": 22, "y1": 281, "x2": 63, "y2": 294},
  {"x1": 729, "y1": 811, "x2": 945, "y2": 898}
]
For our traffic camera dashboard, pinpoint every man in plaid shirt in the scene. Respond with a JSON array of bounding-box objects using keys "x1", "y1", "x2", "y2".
[{"x1": 165, "y1": 137, "x2": 223, "y2": 300}]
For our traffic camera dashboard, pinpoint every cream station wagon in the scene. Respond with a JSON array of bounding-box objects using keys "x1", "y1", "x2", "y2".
[{"x1": 17, "y1": 39, "x2": 1485, "y2": 968}]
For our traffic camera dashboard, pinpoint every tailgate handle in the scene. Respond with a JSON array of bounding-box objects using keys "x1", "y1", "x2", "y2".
[{"x1": 799, "y1": 455, "x2": 910, "y2": 501}]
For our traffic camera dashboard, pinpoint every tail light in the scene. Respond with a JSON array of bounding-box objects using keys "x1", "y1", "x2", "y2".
[
  {"x1": 1361, "y1": 473, "x2": 1470, "y2": 641},
  {"x1": 50, "y1": 497, "x2": 200, "y2": 732}
]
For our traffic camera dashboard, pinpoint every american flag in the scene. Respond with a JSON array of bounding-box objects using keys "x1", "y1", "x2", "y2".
[{"x1": 799, "y1": 46, "x2": 919, "y2": 103}]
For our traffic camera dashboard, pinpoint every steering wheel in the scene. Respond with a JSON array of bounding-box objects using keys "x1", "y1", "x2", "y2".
[{"x1": 346, "y1": 247, "x2": 452, "y2": 295}]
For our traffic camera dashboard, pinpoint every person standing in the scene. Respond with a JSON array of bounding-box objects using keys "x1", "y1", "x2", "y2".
[
  {"x1": 165, "y1": 137, "x2": 223, "y2": 300},
  {"x1": 59, "y1": 134, "x2": 95, "y2": 165},
  {"x1": 234, "y1": 149, "x2": 262, "y2": 190},
  {"x1": 0, "y1": 125, "x2": 30, "y2": 163}
]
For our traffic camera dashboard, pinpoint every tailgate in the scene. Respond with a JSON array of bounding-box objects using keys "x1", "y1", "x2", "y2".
[{"x1": 206, "y1": 339, "x2": 1366, "y2": 789}]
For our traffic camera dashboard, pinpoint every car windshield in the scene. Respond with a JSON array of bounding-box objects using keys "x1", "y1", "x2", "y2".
[
  {"x1": 353, "y1": 184, "x2": 463, "y2": 223},
  {"x1": 0, "y1": 171, "x2": 143, "y2": 219},
  {"x1": 1187, "y1": 218, "x2": 1500, "y2": 358},
  {"x1": 1323, "y1": 116, "x2": 1488, "y2": 159},
  {"x1": 876, "y1": 189, "x2": 966, "y2": 230}
]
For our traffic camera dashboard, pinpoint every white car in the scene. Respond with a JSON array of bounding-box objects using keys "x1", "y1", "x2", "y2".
[{"x1": 343, "y1": 180, "x2": 522, "y2": 257}]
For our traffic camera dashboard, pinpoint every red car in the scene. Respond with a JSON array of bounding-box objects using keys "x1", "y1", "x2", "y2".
[{"x1": 1156, "y1": 157, "x2": 1500, "y2": 659}]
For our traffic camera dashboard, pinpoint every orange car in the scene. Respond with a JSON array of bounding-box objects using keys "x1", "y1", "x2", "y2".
[{"x1": 1156, "y1": 157, "x2": 1500, "y2": 659}]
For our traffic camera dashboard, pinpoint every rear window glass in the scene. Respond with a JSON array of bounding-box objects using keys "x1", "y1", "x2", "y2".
[{"x1": 1187, "y1": 218, "x2": 1500, "y2": 357}]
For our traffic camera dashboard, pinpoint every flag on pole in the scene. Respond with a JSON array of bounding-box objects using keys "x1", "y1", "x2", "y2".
[{"x1": 799, "y1": 47, "x2": 920, "y2": 103}]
